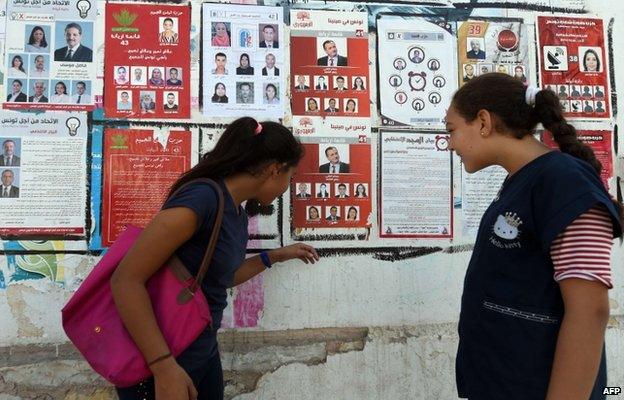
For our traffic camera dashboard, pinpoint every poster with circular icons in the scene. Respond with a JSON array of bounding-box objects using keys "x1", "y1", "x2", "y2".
[
  {"x1": 377, "y1": 15, "x2": 458, "y2": 128},
  {"x1": 457, "y1": 20, "x2": 530, "y2": 88}
]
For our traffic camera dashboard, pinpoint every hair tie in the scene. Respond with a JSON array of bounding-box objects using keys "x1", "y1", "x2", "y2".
[
  {"x1": 254, "y1": 123, "x2": 263, "y2": 135},
  {"x1": 525, "y1": 86, "x2": 540, "y2": 106}
]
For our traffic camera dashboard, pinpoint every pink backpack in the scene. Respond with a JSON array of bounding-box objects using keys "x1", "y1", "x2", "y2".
[{"x1": 62, "y1": 179, "x2": 224, "y2": 387}]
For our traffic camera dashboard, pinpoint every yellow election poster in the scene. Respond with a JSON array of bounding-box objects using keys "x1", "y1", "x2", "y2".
[{"x1": 457, "y1": 20, "x2": 530, "y2": 87}]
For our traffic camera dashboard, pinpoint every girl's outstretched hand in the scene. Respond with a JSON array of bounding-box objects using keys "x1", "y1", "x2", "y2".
[{"x1": 271, "y1": 243, "x2": 319, "y2": 265}]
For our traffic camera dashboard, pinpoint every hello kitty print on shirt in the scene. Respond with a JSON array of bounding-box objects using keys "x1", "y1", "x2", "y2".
[{"x1": 489, "y1": 212, "x2": 523, "y2": 249}]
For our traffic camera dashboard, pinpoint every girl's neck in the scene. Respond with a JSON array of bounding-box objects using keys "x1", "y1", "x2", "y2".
[
  {"x1": 494, "y1": 134, "x2": 551, "y2": 177},
  {"x1": 224, "y1": 174, "x2": 261, "y2": 207}
]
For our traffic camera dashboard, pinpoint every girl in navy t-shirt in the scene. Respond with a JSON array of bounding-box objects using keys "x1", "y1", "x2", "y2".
[
  {"x1": 111, "y1": 117, "x2": 319, "y2": 400},
  {"x1": 446, "y1": 73, "x2": 623, "y2": 400}
]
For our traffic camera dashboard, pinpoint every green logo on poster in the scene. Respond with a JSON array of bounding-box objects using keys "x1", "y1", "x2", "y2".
[
  {"x1": 110, "y1": 134, "x2": 128, "y2": 149},
  {"x1": 112, "y1": 9, "x2": 139, "y2": 32}
]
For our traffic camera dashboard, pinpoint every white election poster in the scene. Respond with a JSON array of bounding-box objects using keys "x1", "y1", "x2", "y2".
[
  {"x1": 202, "y1": 4, "x2": 284, "y2": 118},
  {"x1": 0, "y1": 111, "x2": 87, "y2": 236},
  {"x1": 379, "y1": 130, "x2": 453, "y2": 238},
  {"x1": 377, "y1": 15, "x2": 457, "y2": 128}
]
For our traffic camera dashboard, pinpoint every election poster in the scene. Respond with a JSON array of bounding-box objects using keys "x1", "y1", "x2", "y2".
[
  {"x1": 3, "y1": 0, "x2": 97, "y2": 110},
  {"x1": 457, "y1": 20, "x2": 530, "y2": 87},
  {"x1": 202, "y1": 4, "x2": 284, "y2": 119},
  {"x1": 289, "y1": 9, "x2": 370, "y2": 128},
  {"x1": 290, "y1": 127, "x2": 372, "y2": 236},
  {"x1": 537, "y1": 16, "x2": 611, "y2": 120},
  {"x1": 377, "y1": 15, "x2": 457, "y2": 128},
  {"x1": 379, "y1": 130, "x2": 453, "y2": 238},
  {"x1": 0, "y1": 111, "x2": 87, "y2": 236},
  {"x1": 104, "y1": 3, "x2": 191, "y2": 119},
  {"x1": 101, "y1": 128, "x2": 193, "y2": 247}
]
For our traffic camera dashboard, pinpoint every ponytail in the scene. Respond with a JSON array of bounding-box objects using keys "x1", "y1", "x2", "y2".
[
  {"x1": 532, "y1": 89, "x2": 601, "y2": 174},
  {"x1": 532, "y1": 89, "x2": 624, "y2": 226},
  {"x1": 452, "y1": 73, "x2": 623, "y2": 227}
]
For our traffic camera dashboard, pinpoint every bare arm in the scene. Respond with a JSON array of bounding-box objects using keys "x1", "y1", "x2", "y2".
[
  {"x1": 110, "y1": 207, "x2": 198, "y2": 399},
  {"x1": 232, "y1": 243, "x2": 319, "y2": 287},
  {"x1": 545, "y1": 279, "x2": 610, "y2": 400}
]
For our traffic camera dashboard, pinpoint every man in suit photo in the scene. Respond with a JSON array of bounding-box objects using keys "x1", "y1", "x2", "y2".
[
  {"x1": 296, "y1": 183, "x2": 311, "y2": 199},
  {"x1": 71, "y1": 81, "x2": 91, "y2": 103},
  {"x1": 6, "y1": 80, "x2": 27, "y2": 102},
  {"x1": 335, "y1": 183, "x2": 349, "y2": 198},
  {"x1": 54, "y1": 23, "x2": 93, "y2": 62},
  {"x1": 1, "y1": 169, "x2": 19, "y2": 198},
  {"x1": 0, "y1": 140, "x2": 20, "y2": 166},
  {"x1": 334, "y1": 76, "x2": 347, "y2": 91},
  {"x1": 315, "y1": 76, "x2": 328, "y2": 90},
  {"x1": 466, "y1": 39, "x2": 485, "y2": 59},
  {"x1": 324, "y1": 98, "x2": 338, "y2": 112},
  {"x1": 29, "y1": 81, "x2": 49, "y2": 103},
  {"x1": 326, "y1": 206, "x2": 341, "y2": 222},
  {"x1": 319, "y1": 146, "x2": 350, "y2": 173},
  {"x1": 316, "y1": 183, "x2": 330, "y2": 198},
  {"x1": 262, "y1": 53, "x2": 279, "y2": 76},
  {"x1": 259, "y1": 25, "x2": 278, "y2": 49},
  {"x1": 294, "y1": 75, "x2": 309, "y2": 90},
  {"x1": 317, "y1": 40, "x2": 348, "y2": 66}
]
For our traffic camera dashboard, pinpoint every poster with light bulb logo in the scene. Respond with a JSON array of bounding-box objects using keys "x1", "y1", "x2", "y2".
[
  {"x1": 0, "y1": 111, "x2": 88, "y2": 237},
  {"x1": 3, "y1": 0, "x2": 97, "y2": 111}
]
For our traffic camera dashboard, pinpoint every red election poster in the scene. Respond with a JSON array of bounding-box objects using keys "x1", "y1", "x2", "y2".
[
  {"x1": 542, "y1": 130, "x2": 613, "y2": 189},
  {"x1": 289, "y1": 10, "x2": 369, "y2": 120},
  {"x1": 537, "y1": 16, "x2": 610, "y2": 120},
  {"x1": 104, "y1": 3, "x2": 190, "y2": 119},
  {"x1": 101, "y1": 129, "x2": 192, "y2": 246},
  {"x1": 291, "y1": 133, "x2": 372, "y2": 229}
]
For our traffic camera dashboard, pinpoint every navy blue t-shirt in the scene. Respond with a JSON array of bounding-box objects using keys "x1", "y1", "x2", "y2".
[
  {"x1": 457, "y1": 151, "x2": 621, "y2": 400},
  {"x1": 162, "y1": 180, "x2": 248, "y2": 358}
]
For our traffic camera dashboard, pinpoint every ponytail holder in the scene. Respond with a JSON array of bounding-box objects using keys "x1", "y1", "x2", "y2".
[
  {"x1": 254, "y1": 123, "x2": 263, "y2": 135},
  {"x1": 525, "y1": 86, "x2": 540, "y2": 106}
]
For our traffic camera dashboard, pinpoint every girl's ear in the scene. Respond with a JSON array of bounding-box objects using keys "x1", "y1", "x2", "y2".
[
  {"x1": 263, "y1": 162, "x2": 287, "y2": 178},
  {"x1": 476, "y1": 109, "x2": 494, "y2": 136}
]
